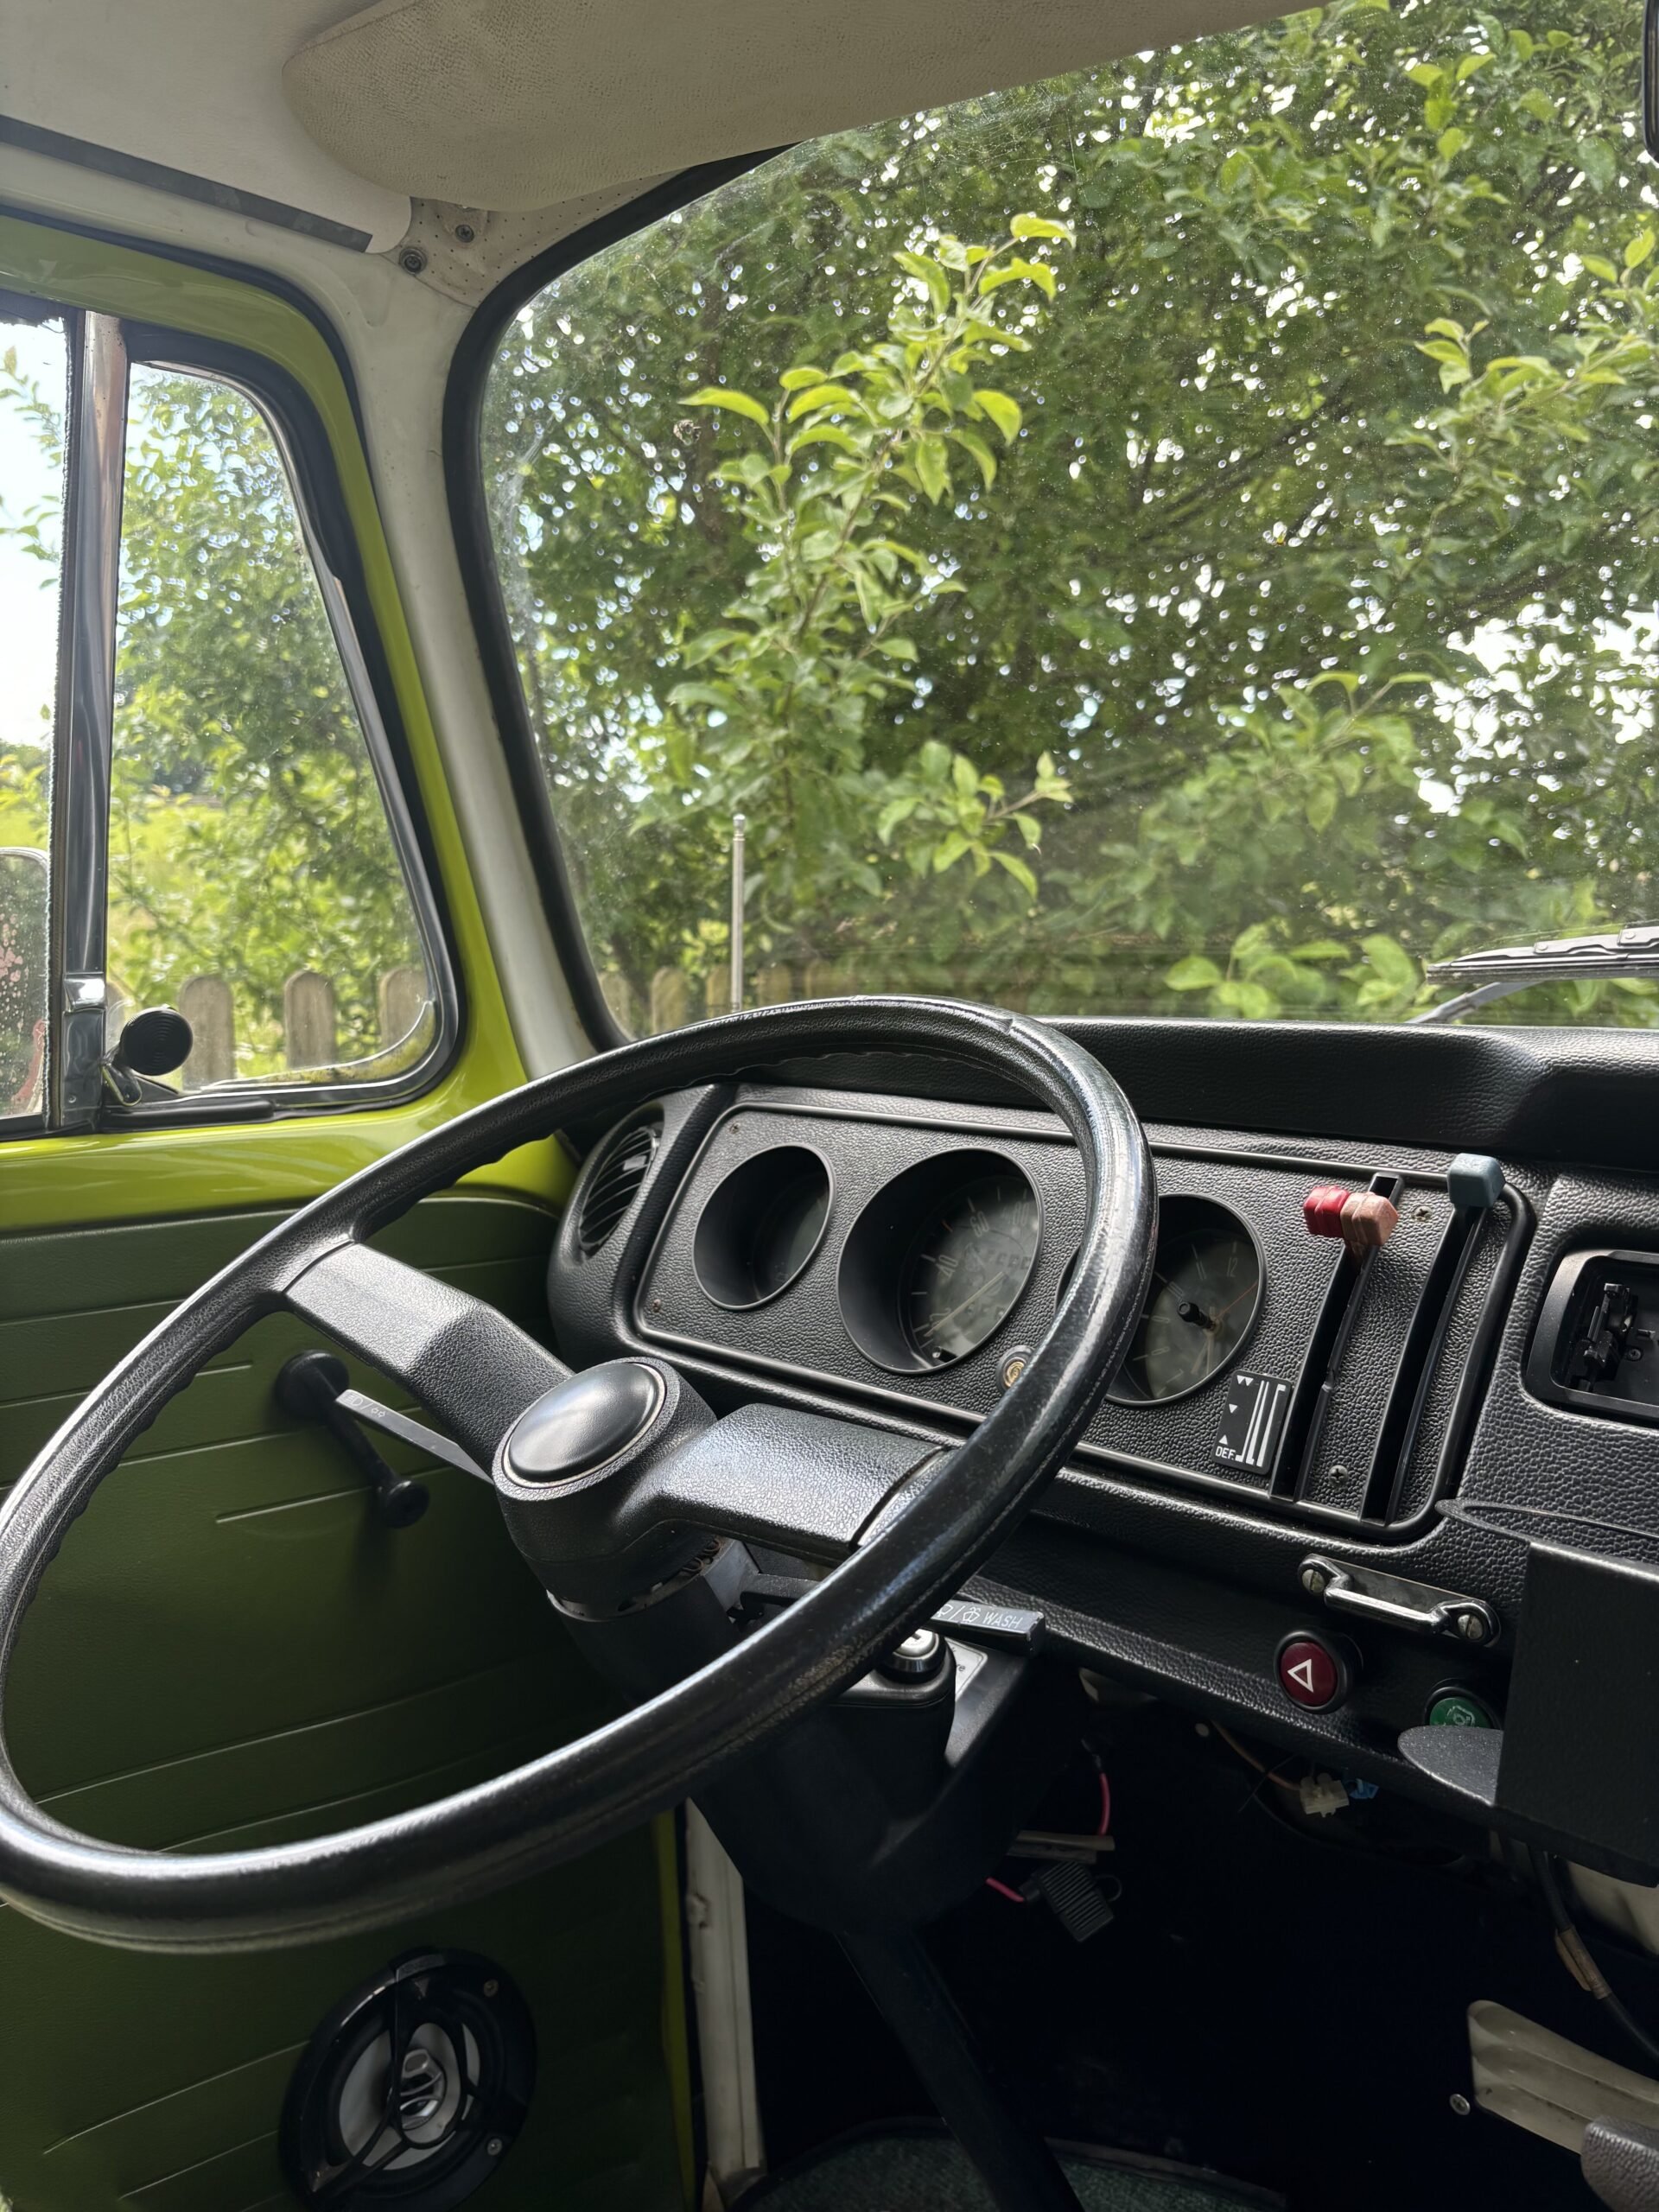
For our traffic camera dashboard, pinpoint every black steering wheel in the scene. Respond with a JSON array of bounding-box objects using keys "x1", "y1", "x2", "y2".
[{"x1": 0, "y1": 999, "x2": 1154, "y2": 1953}]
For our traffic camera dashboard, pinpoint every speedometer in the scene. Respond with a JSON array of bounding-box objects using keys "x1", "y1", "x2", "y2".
[{"x1": 899, "y1": 1172, "x2": 1041, "y2": 1365}]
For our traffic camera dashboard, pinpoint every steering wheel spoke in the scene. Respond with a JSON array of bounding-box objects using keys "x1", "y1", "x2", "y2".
[
  {"x1": 652, "y1": 1405, "x2": 937, "y2": 1563},
  {"x1": 282, "y1": 1239, "x2": 569, "y2": 1473}
]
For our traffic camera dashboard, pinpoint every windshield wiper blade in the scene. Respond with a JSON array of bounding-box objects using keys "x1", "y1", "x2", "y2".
[{"x1": 1411, "y1": 925, "x2": 1659, "y2": 1024}]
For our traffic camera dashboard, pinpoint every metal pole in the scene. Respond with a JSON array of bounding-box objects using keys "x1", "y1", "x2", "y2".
[{"x1": 729, "y1": 814, "x2": 746, "y2": 1014}]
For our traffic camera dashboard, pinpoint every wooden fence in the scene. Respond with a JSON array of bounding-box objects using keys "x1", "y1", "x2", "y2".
[
  {"x1": 597, "y1": 962, "x2": 1031, "y2": 1030},
  {"x1": 597, "y1": 959, "x2": 855, "y2": 1035},
  {"x1": 137, "y1": 963, "x2": 430, "y2": 1087}
]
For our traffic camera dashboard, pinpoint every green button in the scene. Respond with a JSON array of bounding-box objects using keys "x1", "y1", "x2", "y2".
[{"x1": 1428, "y1": 1692, "x2": 1493, "y2": 1729}]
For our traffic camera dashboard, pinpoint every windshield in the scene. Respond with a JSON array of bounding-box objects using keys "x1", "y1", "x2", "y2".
[{"x1": 482, "y1": 0, "x2": 1659, "y2": 1031}]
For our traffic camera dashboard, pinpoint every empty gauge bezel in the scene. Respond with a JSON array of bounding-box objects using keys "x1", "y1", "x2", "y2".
[{"x1": 692, "y1": 1143, "x2": 834, "y2": 1311}]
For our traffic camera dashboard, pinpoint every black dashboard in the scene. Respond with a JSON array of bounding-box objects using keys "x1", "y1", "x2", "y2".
[{"x1": 546, "y1": 1018, "x2": 1659, "y2": 1885}]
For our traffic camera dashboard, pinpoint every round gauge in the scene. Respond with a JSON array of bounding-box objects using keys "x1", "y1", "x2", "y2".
[
  {"x1": 899, "y1": 1171, "x2": 1041, "y2": 1366},
  {"x1": 1107, "y1": 1196, "x2": 1262, "y2": 1404}
]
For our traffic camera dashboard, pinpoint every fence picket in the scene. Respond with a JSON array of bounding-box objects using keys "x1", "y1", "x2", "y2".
[
  {"x1": 649, "y1": 969, "x2": 690, "y2": 1033},
  {"x1": 283, "y1": 969, "x2": 337, "y2": 1070},
  {"x1": 179, "y1": 974, "x2": 234, "y2": 1088},
  {"x1": 377, "y1": 963, "x2": 426, "y2": 1049}
]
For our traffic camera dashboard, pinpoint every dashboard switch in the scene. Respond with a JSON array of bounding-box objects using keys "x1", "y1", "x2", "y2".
[
  {"x1": 1303, "y1": 1185, "x2": 1351, "y2": 1237},
  {"x1": 1275, "y1": 1630, "x2": 1351, "y2": 1712},
  {"x1": 1303, "y1": 1183, "x2": 1397, "y2": 1261}
]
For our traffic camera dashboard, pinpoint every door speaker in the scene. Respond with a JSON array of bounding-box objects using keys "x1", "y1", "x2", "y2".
[{"x1": 281, "y1": 1948, "x2": 535, "y2": 2211}]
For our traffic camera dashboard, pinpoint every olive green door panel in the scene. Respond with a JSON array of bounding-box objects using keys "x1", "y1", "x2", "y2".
[{"x1": 0, "y1": 1196, "x2": 686, "y2": 2212}]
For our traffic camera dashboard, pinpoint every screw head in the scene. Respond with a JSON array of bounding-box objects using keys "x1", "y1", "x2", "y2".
[
  {"x1": 1449, "y1": 2093, "x2": 1471, "y2": 2117},
  {"x1": 486, "y1": 2136, "x2": 505, "y2": 2156},
  {"x1": 1456, "y1": 1609, "x2": 1490, "y2": 1643},
  {"x1": 399, "y1": 246, "x2": 428, "y2": 275},
  {"x1": 1301, "y1": 1565, "x2": 1330, "y2": 1597},
  {"x1": 454, "y1": 222, "x2": 476, "y2": 244},
  {"x1": 482, "y1": 1977, "x2": 499, "y2": 1997}
]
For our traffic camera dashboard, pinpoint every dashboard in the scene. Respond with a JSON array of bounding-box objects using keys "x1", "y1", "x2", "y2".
[{"x1": 545, "y1": 1020, "x2": 1659, "y2": 1884}]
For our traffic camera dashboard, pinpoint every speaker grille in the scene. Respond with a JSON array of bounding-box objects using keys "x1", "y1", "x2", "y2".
[
  {"x1": 576, "y1": 1109, "x2": 662, "y2": 1256},
  {"x1": 282, "y1": 1949, "x2": 534, "y2": 2212}
]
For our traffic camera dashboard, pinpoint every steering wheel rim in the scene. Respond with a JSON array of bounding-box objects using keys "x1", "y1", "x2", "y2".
[{"x1": 0, "y1": 998, "x2": 1154, "y2": 1953}]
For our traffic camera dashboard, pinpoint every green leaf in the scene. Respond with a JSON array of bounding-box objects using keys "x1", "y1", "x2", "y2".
[
  {"x1": 1627, "y1": 232, "x2": 1656, "y2": 270},
  {"x1": 1582, "y1": 254, "x2": 1620, "y2": 283},
  {"x1": 779, "y1": 365, "x2": 830, "y2": 391},
  {"x1": 1164, "y1": 956, "x2": 1224, "y2": 990},
  {"x1": 932, "y1": 831, "x2": 972, "y2": 872},
  {"x1": 992, "y1": 849, "x2": 1039, "y2": 899},
  {"x1": 1360, "y1": 934, "x2": 1419, "y2": 991},
  {"x1": 893, "y1": 250, "x2": 951, "y2": 315},
  {"x1": 974, "y1": 390, "x2": 1023, "y2": 444},
  {"x1": 788, "y1": 423, "x2": 862, "y2": 457},
  {"x1": 687, "y1": 386, "x2": 772, "y2": 430},
  {"x1": 1009, "y1": 213, "x2": 1075, "y2": 243},
  {"x1": 982, "y1": 258, "x2": 1057, "y2": 301},
  {"x1": 1436, "y1": 128, "x2": 1467, "y2": 161},
  {"x1": 915, "y1": 435, "x2": 950, "y2": 504},
  {"x1": 785, "y1": 383, "x2": 858, "y2": 419},
  {"x1": 949, "y1": 425, "x2": 998, "y2": 488}
]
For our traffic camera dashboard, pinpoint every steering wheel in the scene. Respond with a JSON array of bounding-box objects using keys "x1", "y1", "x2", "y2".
[{"x1": 0, "y1": 999, "x2": 1153, "y2": 1953}]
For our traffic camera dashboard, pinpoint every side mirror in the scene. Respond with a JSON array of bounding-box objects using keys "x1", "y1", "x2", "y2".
[
  {"x1": 102, "y1": 1005, "x2": 194, "y2": 1104},
  {"x1": 0, "y1": 848, "x2": 48, "y2": 1117}
]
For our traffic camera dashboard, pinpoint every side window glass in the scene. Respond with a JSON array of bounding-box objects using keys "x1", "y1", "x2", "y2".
[
  {"x1": 0, "y1": 308, "x2": 67, "y2": 1122},
  {"x1": 110, "y1": 366, "x2": 435, "y2": 1091}
]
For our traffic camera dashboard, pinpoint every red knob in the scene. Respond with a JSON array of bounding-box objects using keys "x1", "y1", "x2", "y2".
[{"x1": 1303, "y1": 1185, "x2": 1351, "y2": 1237}]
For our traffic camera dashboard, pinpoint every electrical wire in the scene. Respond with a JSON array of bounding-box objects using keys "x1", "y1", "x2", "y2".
[
  {"x1": 1531, "y1": 1847, "x2": 1659, "y2": 2073},
  {"x1": 1213, "y1": 1721, "x2": 1302, "y2": 1797},
  {"x1": 984, "y1": 1877, "x2": 1027, "y2": 1905}
]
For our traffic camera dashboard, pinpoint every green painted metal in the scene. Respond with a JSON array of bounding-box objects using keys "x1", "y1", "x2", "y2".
[
  {"x1": 0, "y1": 207, "x2": 567, "y2": 1236},
  {"x1": 0, "y1": 1195, "x2": 685, "y2": 2211}
]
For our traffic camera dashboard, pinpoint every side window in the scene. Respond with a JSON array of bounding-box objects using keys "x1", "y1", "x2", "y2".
[
  {"x1": 0, "y1": 306, "x2": 67, "y2": 1124},
  {"x1": 110, "y1": 366, "x2": 435, "y2": 1091}
]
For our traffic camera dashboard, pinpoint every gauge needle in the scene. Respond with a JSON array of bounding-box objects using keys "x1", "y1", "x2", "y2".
[{"x1": 924, "y1": 1267, "x2": 1013, "y2": 1337}]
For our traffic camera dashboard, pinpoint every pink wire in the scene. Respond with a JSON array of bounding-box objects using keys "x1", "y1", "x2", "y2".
[
  {"x1": 984, "y1": 1877, "x2": 1026, "y2": 1904},
  {"x1": 1096, "y1": 1767, "x2": 1111, "y2": 1836}
]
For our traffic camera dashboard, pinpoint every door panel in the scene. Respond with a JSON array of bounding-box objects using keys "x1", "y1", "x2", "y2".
[{"x1": 0, "y1": 1193, "x2": 688, "y2": 2212}]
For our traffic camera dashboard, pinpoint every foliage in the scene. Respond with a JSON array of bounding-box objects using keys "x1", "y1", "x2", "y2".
[
  {"x1": 486, "y1": 0, "x2": 1659, "y2": 1025},
  {"x1": 0, "y1": 366, "x2": 424, "y2": 1080}
]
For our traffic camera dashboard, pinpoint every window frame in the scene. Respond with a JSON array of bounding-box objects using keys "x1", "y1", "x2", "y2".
[
  {"x1": 443, "y1": 154, "x2": 779, "y2": 1056},
  {"x1": 4, "y1": 301, "x2": 461, "y2": 1136}
]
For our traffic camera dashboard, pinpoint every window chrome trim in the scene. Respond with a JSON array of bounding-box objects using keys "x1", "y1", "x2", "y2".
[
  {"x1": 48, "y1": 309, "x2": 125, "y2": 1132},
  {"x1": 110, "y1": 361, "x2": 461, "y2": 1118}
]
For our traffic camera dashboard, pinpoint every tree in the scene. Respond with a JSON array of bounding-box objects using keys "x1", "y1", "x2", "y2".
[{"x1": 486, "y1": 0, "x2": 1659, "y2": 1025}]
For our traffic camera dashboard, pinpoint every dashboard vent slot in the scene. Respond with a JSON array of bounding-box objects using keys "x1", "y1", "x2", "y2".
[{"x1": 576, "y1": 1109, "x2": 663, "y2": 1257}]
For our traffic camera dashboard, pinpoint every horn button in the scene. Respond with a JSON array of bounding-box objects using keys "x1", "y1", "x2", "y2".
[{"x1": 504, "y1": 1361, "x2": 666, "y2": 1485}]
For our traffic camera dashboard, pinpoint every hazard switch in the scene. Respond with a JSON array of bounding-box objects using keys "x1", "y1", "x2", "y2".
[{"x1": 1274, "y1": 1630, "x2": 1351, "y2": 1712}]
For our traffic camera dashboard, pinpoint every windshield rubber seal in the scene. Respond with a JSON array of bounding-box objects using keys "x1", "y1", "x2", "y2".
[{"x1": 442, "y1": 152, "x2": 785, "y2": 1054}]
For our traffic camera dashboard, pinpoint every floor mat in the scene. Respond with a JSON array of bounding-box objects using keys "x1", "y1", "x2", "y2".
[{"x1": 735, "y1": 2124, "x2": 1278, "y2": 2210}]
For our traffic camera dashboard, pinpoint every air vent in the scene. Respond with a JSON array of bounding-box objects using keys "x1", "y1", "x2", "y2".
[{"x1": 576, "y1": 1109, "x2": 663, "y2": 1257}]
